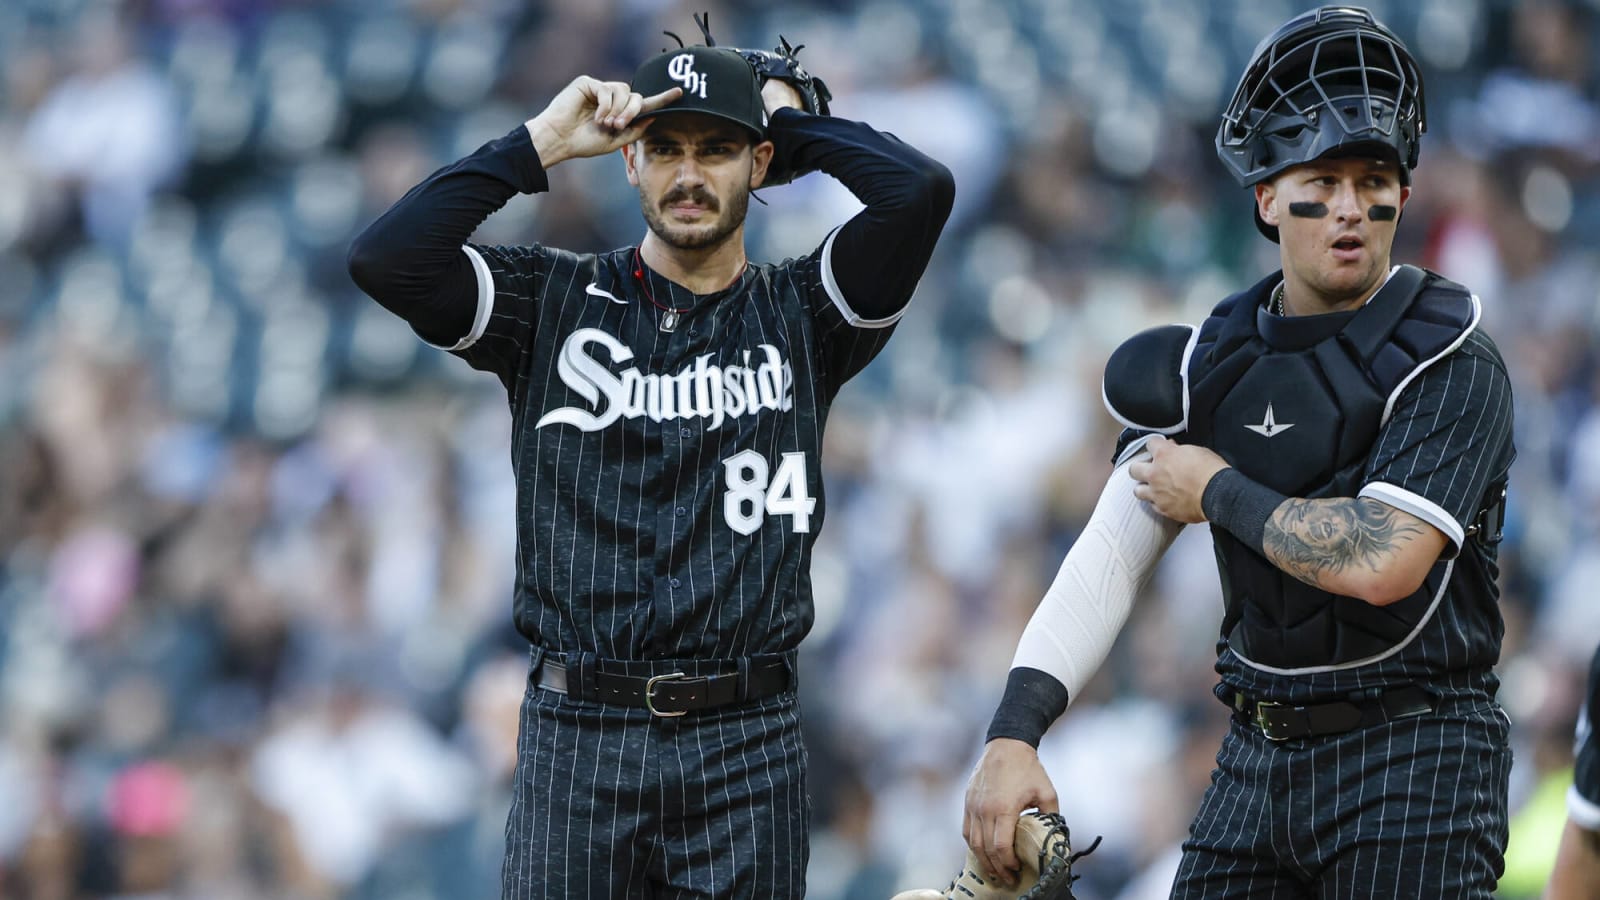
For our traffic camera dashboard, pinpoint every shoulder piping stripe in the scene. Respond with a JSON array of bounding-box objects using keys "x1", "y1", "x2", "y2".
[
  {"x1": 1359, "y1": 481, "x2": 1465, "y2": 548},
  {"x1": 820, "y1": 226, "x2": 905, "y2": 329},
  {"x1": 430, "y1": 244, "x2": 496, "y2": 352}
]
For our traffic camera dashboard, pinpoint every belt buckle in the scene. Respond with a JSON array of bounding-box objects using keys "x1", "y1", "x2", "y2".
[
  {"x1": 1252, "y1": 700, "x2": 1294, "y2": 742},
  {"x1": 645, "y1": 672, "x2": 688, "y2": 718}
]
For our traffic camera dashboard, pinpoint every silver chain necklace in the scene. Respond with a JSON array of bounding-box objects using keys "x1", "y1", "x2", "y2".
[{"x1": 1271, "y1": 284, "x2": 1286, "y2": 316}]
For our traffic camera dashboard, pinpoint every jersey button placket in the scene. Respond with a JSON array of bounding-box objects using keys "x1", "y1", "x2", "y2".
[{"x1": 668, "y1": 503, "x2": 686, "y2": 590}]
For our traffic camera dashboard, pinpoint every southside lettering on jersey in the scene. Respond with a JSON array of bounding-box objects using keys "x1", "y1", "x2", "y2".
[
  {"x1": 450, "y1": 241, "x2": 898, "y2": 661},
  {"x1": 536, "y1": 329, "x2": 794, "y2": 432}
]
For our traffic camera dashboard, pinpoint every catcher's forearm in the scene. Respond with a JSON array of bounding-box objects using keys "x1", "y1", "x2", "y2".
[
  {"x1": 1202, "y1": 468, "x2": 1438, "y2": 605},
  {"x1": 769, "y1": 108, "x2": 955, "y2": 317},
  {"x1": 348, "y1": 127, "x2": 548, "y2": 345},
  {"x1": 989, "y1": 460, "x2": 1183, "y2": 746}
]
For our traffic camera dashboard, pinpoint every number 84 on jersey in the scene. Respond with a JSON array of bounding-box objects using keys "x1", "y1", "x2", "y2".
[{"x1": 722, "y1": 450, "x2": 815, "y2": 534}]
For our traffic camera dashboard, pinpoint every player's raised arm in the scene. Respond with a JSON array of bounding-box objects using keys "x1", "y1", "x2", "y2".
[
  {"x1": 525, "y1": 76, "x2": 682, "y2": 167},
  {"x1": 346, "y1": 77, "x2": 678, "y2": 346},
  {"x1": 754, "y1": 80, "x2": 955, "y2": 320}
]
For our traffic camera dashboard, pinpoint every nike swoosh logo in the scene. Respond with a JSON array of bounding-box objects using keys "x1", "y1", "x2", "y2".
[{"x1": 586, "y1": 283, "x2": 627, "y2": 304}]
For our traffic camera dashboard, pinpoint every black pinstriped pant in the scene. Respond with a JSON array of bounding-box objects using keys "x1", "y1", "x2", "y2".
[
  {"x1": 1171, "y1": 697, "x2": 1511, "y2": 898},
  {"x1": 500, "y1": 657, "x2": 809, "y2": 899}
]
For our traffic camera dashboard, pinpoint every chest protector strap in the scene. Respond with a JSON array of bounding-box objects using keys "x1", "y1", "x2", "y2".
[{"x1": 1183, "y1": 266, "x2": 1474, "y2": 671}]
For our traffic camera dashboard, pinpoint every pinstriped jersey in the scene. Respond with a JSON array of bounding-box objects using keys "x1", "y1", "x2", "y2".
[
  {"x1": 1573, "y1": 645, "x2": 1600, "y2": 830},
  {"x1": 1115, "y1": 309, "x2": 1515, "y2": 702},
  {"x1": 1214, "y1": 327, "x2": 1515, "y2": 702},
  {"x1": 448, "y1": 232, "x2": 897, "y2": 661}
]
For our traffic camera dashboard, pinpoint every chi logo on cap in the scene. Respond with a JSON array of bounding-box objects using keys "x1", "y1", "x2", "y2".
[{"x1": 667, "y1": 53, "x2": 708, "y2": 99}]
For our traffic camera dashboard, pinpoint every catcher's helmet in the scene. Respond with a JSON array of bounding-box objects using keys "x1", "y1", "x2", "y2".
[{"x1": 1216, "y1": 6, "x2": 1425, "y2": 240}]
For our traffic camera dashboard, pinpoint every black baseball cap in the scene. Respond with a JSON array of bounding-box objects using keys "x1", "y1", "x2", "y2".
[{"x1": 630, "y1": 46, "x2": 767, "y2": 139}]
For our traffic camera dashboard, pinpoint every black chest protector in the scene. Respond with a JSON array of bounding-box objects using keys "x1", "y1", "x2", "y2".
[{"x1": 1104, "y1": 265, "x2": 1479, "y2": 671}]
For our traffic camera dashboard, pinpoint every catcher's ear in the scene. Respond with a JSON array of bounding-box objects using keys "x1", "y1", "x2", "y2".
[
  {"x1": 622, "y1": 142, "x2": 640, "y2": 186},
  {"x1": 749, "y1": 139, "x2": 775, "y2": 190},
  {"x1": 1255, "y1": 182, "x2": 1278, "y2": 229}
]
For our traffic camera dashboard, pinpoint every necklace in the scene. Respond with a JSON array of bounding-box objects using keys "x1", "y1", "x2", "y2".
[
  {"x1": 633, "y1": 249, "x2": 691, "y2": 333},
  {"x1": 1271, "y1": 284, "x2": 1286, "y2": 316},
  {"x1": 632, "y1": 248, "x2": 745, "y2": 333}
]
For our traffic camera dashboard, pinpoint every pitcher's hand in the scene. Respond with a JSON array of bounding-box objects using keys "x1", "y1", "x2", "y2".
[{"x1": 525, "y1": 77, "x2": 682, "y2": 166}]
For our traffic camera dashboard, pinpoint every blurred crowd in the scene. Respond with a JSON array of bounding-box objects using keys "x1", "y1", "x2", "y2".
[{"x1": 1, "y1": 0, "x2": 1598, "y2": 897}]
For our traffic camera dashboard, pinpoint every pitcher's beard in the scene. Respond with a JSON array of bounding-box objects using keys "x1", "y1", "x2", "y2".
[{"x1": 641, "y1": 188, "x2": 749, "y2": 251}]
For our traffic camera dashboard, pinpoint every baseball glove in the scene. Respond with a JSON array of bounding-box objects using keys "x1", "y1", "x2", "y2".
[
  {"x1": 735, "y1": 36, "x2": 832, "y2": 186},
  {"x1": 736, "y1": 36, "x2": 832, "y2": 117},
  {"x1": 890, "y1": 812, "x2": 1101, "y2": 900},
  {"x1": 667, "y1": 14, "x2": 830, "y2": 186}
]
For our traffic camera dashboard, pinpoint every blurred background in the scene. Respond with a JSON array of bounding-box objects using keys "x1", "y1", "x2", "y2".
[{"x1": 0, "y1": 0, "x2": 1597, "y2": 896}]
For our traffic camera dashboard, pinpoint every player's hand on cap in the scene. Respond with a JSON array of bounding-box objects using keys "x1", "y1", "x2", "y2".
[
  {"x1": 962, "y1": 738, "x2": 1060, "y2": 889},
  {"x1": 526, "y1": 76, "x2": 682, "y2": 167}
]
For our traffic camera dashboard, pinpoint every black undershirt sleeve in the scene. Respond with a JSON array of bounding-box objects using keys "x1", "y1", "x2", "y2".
[
  {"x1": 350, "y1": 111, "x2": 953, "y2": 341},
  {"x1": 347, "y1": 127, "x2": 549, "y2": 346},
  {"x1": 767, "y1": 108, "x2": 955, "y2": 319}
]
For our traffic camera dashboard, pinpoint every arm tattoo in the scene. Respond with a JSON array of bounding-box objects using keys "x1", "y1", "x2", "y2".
[{"x1": 1263, "y1": 497, "x2": 1425, "y2": 588}]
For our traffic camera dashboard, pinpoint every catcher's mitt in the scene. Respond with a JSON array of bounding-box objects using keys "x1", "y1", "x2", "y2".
[{"x1": 890, "y1": 812, "x2": 1101, "y2": 900}]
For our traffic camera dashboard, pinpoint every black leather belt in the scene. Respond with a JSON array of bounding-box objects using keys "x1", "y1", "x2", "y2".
[
  {"x1": 1231, "y1": 685, "x2": 1435, "y2": 742},
  {"x1": 536, "y1": 659, "x2": 792, "y2": 717}
]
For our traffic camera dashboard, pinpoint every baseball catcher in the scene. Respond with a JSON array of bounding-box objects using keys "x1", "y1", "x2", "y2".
[
  {"x1": 963, "y1": 6, "x2": 1516, "y2": 898},
  {"x1": 891, "y1": 812, "x2": 1099, "y2": 900}
]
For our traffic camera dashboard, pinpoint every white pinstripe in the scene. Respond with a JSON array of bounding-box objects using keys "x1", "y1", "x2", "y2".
[
  {"x1": 1424, "y1": 717, "x2": 1447, "y2": 890},
  {"x1": 1328, "y1": 731, "x2": 1342, "y2": 898}
]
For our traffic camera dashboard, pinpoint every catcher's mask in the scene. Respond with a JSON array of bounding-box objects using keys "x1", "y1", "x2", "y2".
[
  {"x1": 1215, "y1": 5, "x2": 1425, "y2": 242},
  {"x1": 631, "y1": 45, "x2": 768, "y2": 141}
]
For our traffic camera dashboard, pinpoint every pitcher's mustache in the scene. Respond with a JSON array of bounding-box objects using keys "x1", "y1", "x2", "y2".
[{"x1": 662, "y1": 188, "x2": 718, "y2": 210}]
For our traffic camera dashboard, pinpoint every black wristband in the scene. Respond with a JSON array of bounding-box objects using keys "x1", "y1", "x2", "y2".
[
  {"x1": 1201, "y1": 467, "x2": 1287, "y2": 553},
  {"x1": 985, "y1": 667, "x2": 1070, "y2": 748}
]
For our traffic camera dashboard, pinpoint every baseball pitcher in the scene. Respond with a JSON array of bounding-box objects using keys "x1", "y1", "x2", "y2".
[{"x1": 348, "y1": 16, "x2": 954, "y2": 898}]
